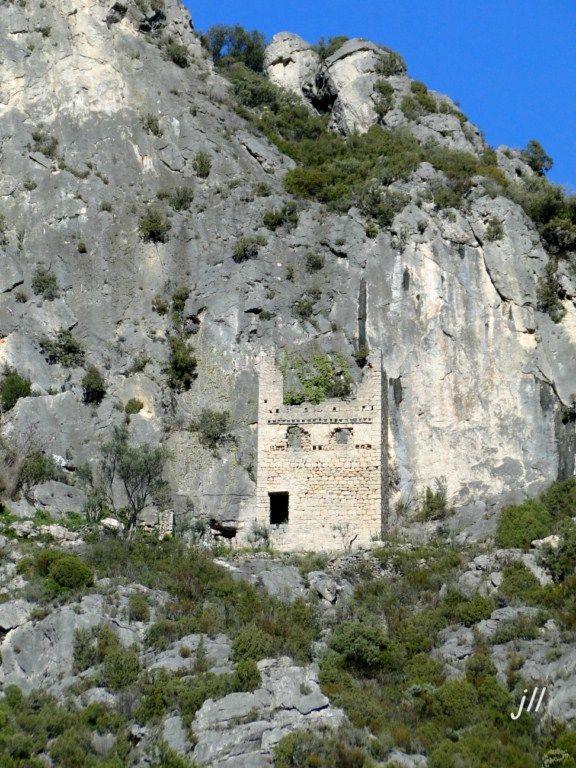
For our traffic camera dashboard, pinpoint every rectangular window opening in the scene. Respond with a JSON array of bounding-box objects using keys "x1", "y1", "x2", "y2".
[{"x1": 269, "y1": 492, "x2": 289, "y2": 525}]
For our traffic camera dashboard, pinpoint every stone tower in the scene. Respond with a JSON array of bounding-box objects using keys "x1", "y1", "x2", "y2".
[{"x1": 255, "y1": 355, "x2": 387, "y2": 551}]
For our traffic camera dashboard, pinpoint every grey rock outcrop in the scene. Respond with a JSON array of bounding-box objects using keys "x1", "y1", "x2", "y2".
[
  {"x1": 264, "y1": 33, "x2": 320, "y2": 100},
  {"x1": 191, "y1": 657, "x2": 345, "y2": 767}
]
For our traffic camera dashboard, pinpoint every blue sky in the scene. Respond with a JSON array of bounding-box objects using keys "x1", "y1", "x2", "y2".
[{"x1": 186, "y1": 0, "x2": 576, "y2": 190}]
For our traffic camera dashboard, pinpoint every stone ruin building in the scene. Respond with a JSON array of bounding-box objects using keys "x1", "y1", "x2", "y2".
[{"x1": 255, "y1": 355, "x2": 387, "y2": 551}]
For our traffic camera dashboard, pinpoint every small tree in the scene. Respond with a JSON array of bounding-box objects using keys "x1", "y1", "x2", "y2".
[
  {"x1": 203, "y1": 25, "x2": 266, "y2": 72},
  {"x1": 82, "y1": 366, "x2": 106, "y2": 404},
  {"x1": 522, "y1": 139, "x2": 553, "y2": 176},
  {"x1": 100, "y1": 425, "x2": 169, "y2": 537}
]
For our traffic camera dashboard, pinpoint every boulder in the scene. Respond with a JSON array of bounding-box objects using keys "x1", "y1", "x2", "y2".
[
  {"x1": 0, "y1": 600, "x2": 32, "y2": 632},
  {"x1": 264, "y1": 32, "x2": 320, "y2": 100}
]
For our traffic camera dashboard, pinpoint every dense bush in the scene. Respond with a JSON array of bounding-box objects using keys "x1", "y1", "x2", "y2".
[
  {"x1": 82, "y1": 365, "x2": 106, "y2": 404},
  {"x1": 496, "y1": 499, "x2": 552, "y2": 548},
  {"x1": 498, "y1": 561, "x2": 549, "y2": 605},
  {"x1": 165, "y1": 335, "x2": 197, "y2": 391},
  {"x1": 128, "y1": 593, "x2": 150, "y2": 622},
  {"x1": 33, "y1": 548, "x2": 94, "y2": 594},
  {"x1": 139, "y1": 208, "x2": 171, "y2": 243},
  {"x1": 537, "y1": 260, "x2": 566, "y2": 323},
  {"x1": 0, "y1": 369, "x2": 31, "y2": 411},
  {"x1": 419, "y1": 482, "x2": 449, "y2": 521},
  {"x1": 102, "y1": 644, "x2": 141, "y2": 690},
  {"x1": 203, "y1": 24, "x2": 266, "y2": 72},
  {"x1": 31, "y1": 266, "x2": 59, "y2": 299},
  {"x1": 543, "y1": 519, "x2": 576, "y2": 583},
  {"x1": 125, "y1": 398, "x2": 144, "y2": 415},
  {"x1": 329, "y1": 621, "x2": 396, "y2": 676},
  {"x1": 305, "y1": 252, "x2": 325, "y2": 272},
  {"x1": 19, "y1": 451, "x2": 60, "y2": 492},
  {"x1": 40, "y1": 328, "x2": 85, "y2": 367}
]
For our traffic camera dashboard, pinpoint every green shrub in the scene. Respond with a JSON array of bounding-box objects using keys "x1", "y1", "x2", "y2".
[
  {"x1": 496, "y1": 499, "x2": 552, "y2": 548},
  {"x1": 128, "y1": 593, "x2": 150, "y2": 622},
  {"x1": 73, "y1": 627, "x2": 98, "y2": 673},
  {"x1": 376, "y1": 49, "x2": 407, "y2": 76},
  {"x1": 164, "y1": 39, "x2": 189, "y2": 67},
  {"x1": 139, "y1": 208, "x2": 171, "y2": 243},
  {"x1": 537, "y1": 260, "x2": 566, "y2": 322},
  {"x1": 20, "y1": 452, "x2": 60, "y2": 490},
  {"x1": 499, "y1": 561, "x2": 547, "y2": 605},
  {"x1": 329, "y1": 621, "x2": 395, "y2": 676},
  {"x1": 232, "y1": 624, "x2": 275, "y2": 662},
  {"x1": 171, "y1": 286, "x2": 190, "y2": 328},
  {"x1": 32, "y1": 266, "x2": 59, "y2": 299},
  {"x1": 438, "y1": 590, "x2": 494, "y2": 627},
  {"x1": 491, "y1": 614, "x2": 541, "y2": 644},
  {"x1": 540, "y1": 478, "x2": 576, "y2": 518},
  {"x1": 542, "y1": 519, "x2": 576, "y2": 582},
  {"x1": 419, "y1": 482, "x2": 449, "y2": 521},
  {"x1": 313, "y1": 35, "x2": 349, "y2": 59},
  {"x1": 101, "y1": 644, "x2": 140, "y2": 690},
  {"x1": 233, "y1": 235, "x2": 267, "y2": 262},
  {"x1": 432, "y1": 679, "x2": 479, "y2": 729},
  {"x1": 194, "y1": 151, "x2": 211, "y2": 178},
  {"x1": 81, "y1": 366, "x2": 106, "y2": 404},
  {"x1": 190, "y1": 409, "x2": 231, "y2": 453},
  {"x1": 169, "y1": 187, "x2": 194, "y2": 211},
  {"x1": 40, "y1": 329, "x2": 85, "y2": 366},
  {"x1": 165, "y1": 335, "x2": 197, "y2": 391},
  {"x1": 358, "y1": 186, "x2": 409, "y2": 227},
  {"x1": 125, "y1": 398, "x2": 144, "y2": 415},
  {"x1": 0, "y1": 370, "x2": 31, "y2": 411},
  {"x1": 143, "y1": 113, "x2": 162, "y2": 137},
  {"x1": 48, "y1": 554, "x2": 94, "y2": 591},
  {"x1": 304, "y1": 252, "x2": 325, "y2": 272},
  {"x1": 373, "y1": 78, "x2": 394, "y2": 117},
  {"x1": 262, "y1": 202, "x2": 298, "y2": 231}
]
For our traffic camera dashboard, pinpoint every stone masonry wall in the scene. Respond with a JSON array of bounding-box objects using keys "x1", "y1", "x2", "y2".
[{"x1": 255, "y1": 356, "x2": 384, "y2": 551}]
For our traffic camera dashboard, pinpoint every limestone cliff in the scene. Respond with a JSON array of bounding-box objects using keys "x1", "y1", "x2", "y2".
[{"x1": 0, "y1": 0, "x2": 575, "y2": 541}]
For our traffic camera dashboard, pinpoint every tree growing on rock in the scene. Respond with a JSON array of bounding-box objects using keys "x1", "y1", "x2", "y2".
[{"x1": 82, "y1": 425, "x2": 169, "y2": 537}]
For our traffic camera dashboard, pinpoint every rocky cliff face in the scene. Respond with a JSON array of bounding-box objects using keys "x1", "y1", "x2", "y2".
[{"x1": 0, "y1": 0, "x2": 575, "y2": 539}]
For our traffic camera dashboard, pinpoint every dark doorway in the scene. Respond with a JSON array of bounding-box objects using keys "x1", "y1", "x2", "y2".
[{"x1": 269, "y1": 492, "x2": 289, "y2": 525}]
